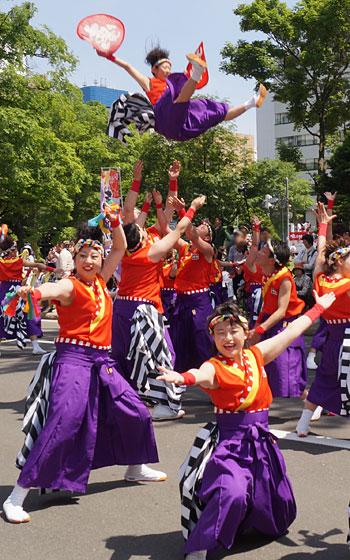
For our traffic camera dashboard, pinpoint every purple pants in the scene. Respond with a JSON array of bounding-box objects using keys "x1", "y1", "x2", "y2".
[
  {"x1": 154, "y1": 73, "x2": 229, "y2": 141},
  {"x1": 307, "y1": 322, "x2": 350, "y2": 415},
  {"x1": 161, "y1": 289, "x2": 177, "y2": 322},
  {"x1": 310, "y1": 317, "x2": 328, "y2": 352},
  {"x1": 111, "y1": 299, "x2": 175, "y2": 389},
  {"x1": 184, "y1": 410, "x2": 296, "y2": 556},
  {"x1": 0, "y1": 280, "x2": 42, "y2": 339},
  {"x1": 18, "y1": 344, "x2": 158, "y2": 493},
  {"x1": 209, "y1": 283, "x2": 228, "y2": 309},
  {"x1": 260, "y1": 314, "x2": 307, "y2": 398},
  {"x1": 170, "y1": 292, "x2": 214, "y2": 372}
]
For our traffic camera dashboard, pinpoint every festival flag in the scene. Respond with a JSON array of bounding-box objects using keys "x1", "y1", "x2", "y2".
[
  {"x1": 77, "y1": 14, "x2": 125, "y2": 57},
  {"x1": 184, "y1": 42, "x2": 209, "y2": 90}
]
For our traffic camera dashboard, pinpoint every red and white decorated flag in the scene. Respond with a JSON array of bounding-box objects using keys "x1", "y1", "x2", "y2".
[
  {"x1": 77, "y1": 14, "x2": 125, "y2": 57},
  {"x1": 184, "y1": 42, "x2": 209, "y2": 90}
]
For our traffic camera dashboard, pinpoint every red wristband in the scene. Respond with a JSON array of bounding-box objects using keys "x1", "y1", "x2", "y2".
[
  {"x1": 318, "y1": 222, "x2": 327, "y2": 237},
  {"x1": 169, "y1": 179, "x2": 177, "y2": 192},
  {"x1": 178, "y1": 209, "x2": 186, "y2": 219},
  {"x1": 33, "y1": 289, "x2": 42, "y2": 301},
  {"x1": 141, "y1": 202, "x2": 151, "y2": 214},
  {"x1": 255, "y1": 325, "x2": 265, "y2": 335},
  {"x1": 253, "y1": 225, "x2": 260, "y2": 232},
  {"x1": 45, "y1": 266, "x2": 54, "y2": 272},
  {"x1": 327, "y1": 200, "x2": 334, "y2": 210},
  {"x1": 156, "y1": 203, "x2": 163, "y2": 209},
  {"x1": 181, "y1": 371, "x2": 196, "y2": 386},
  {"x1": 110, "y1": 215, "x2": 121, "y2": 228},
  {"x1": 130, "y1": 179, "x2": 141, "y2": 193},
  {"x1": 185, "y1": 207, "x2": 196, "y2": 221},
  {"x1": 304, "y1": 303, "x2": 325, "y2": 323}
]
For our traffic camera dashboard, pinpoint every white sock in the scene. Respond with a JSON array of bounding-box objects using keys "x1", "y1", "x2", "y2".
[
  {"x1": 3, "y1": 484, "x2": 30, "y2": 523},
  {"x1": 10, "y1": 484, "x2": 30, "y2": 507},
  {"x1": 243, "y1": 93, "x2": 258, "y2": 111},
  {"x1": 31, "y1": 339, "x2": 40, "y2": 350},
  {"x1": 296, "y1": 409, "x2": 313, "y2": 436}
]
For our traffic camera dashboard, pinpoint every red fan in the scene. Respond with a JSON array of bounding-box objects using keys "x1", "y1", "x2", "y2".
[
  {"x1": 185, "y1": 42, "x2": 209, "y2": 90},
  {"x1": 77, "y1": 14, "x2": 125, "y2": 57}
]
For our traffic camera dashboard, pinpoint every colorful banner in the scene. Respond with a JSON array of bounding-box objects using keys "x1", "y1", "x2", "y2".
[
  {"x1": 184, "y1": 42, "x2": 209, "y2": 90},
  {"x1": 77, "y1": 14, "x2": 125, "y2": 56},
  {"x1": 100, "y1": 168, "x2": 121, "y2": 209}
]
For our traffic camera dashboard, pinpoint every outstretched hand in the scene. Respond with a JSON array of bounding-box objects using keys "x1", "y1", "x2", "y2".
[
  {"x1": 168, "y1": 195, "x2": 186, "y2": 212},
  {"x1": 323, "y1": 191, "x2": 337, "y2": 202},
  {"x1": 17, "y1": 285, "x2": 32, "y2": 301},
  {"x1": 153, "y1": 188, "x2": 162, "y2": 206},
  {"x1": 190, "y1": 195, "x2": 206, "y2": 211},
  {"x1": 252, "y1": 215, "x2": 264, "y2": 227},
  {"x1": 156, "y1": 365, "x2": 185, "y2": 386},
  {"x1": 168, "y1": 160, "x2": 181, "y2": 181},
  {"x1": 312, "y1": 202, "x2": 337, "y2": 225},
  {"x1": 133, "y1": 160, "x2": 143, "y2": 181},
  {"x1": 313, "y1": 290, "x2": 335, "y2": 310},
  {"x1": 143, "y1": 192, "x2": 152, "y2": 205}
]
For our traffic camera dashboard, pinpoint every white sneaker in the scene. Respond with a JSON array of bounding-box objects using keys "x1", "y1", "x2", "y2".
[
  {"x1": 306, "y1": 354, "x2": 317, "y2": 369},
  {"x1": 310, "y1": 405, "x2": 323, "y2": 422},
  {"x1": 186, "y1": 552, "x2": 207, "y2": 560},
  {"x1": 32, "y1": 346, "x2": 46, "y2": 355},
  {"x1": 124, "y1": 464, "x2": 167, "y2": 482},
  {"x1": 3, "y1": 497, "x2": 30, "y2": 524},
  {"x1": 152, "y1": 403, "x2": 185, "y2": 421}
]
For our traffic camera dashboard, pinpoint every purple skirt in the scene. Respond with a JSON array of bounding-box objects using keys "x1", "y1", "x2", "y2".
[
  {"x1": 18, "y1": 343, "x2": 158, "y2": 493},
  {"x1": 260, "y1": 314, "x2": 307, "y2": 398},
  {"x1": 170, "y1": 292, "x2": 214, "y2": 372},
  {"x1": 154, "y1": 73, "x2": 229, "y2": 141},
  {"x1": 161, "y1": 288, "x2": 177, "y2": 322},
  {"x1": 0, "y1": 280, "x2": 42, "y2": 339},
  {"x1": 307, "y1": 322, "x2": 349, "y2": 415},
  {"x1": 111, "y1": 299, "x2": 175, "y2": 388},
  {"x1": 184, "y1": 410, "x2": 296, "y2": 556},
  {"x1": 310, "y1": 317, "x2": 328, "y2": 352}
]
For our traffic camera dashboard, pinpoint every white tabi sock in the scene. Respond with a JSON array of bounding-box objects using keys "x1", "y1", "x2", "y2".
[
  {"x1": 3, "y1": 484, "x2": 31, "y2": 523},
  {"x1": 296, "y1": 409, "x2": 313, "y2": 437},
  {"x1": 243, "y1": 84, "x2": 267, "y2": 111}
]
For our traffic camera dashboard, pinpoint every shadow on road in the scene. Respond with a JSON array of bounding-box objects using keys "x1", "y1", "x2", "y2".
[
  {"x1": 277, "y1": 529, "x2": 349, "y2": 560},
  {"x1": 104, "y1": 530, "x2": 183, "y2": 559}
]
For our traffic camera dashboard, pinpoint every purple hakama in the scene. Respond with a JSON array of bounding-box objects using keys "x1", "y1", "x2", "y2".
[
  {"x1": 160, "y1": 288, "x2": 177, "y2": 322},
  {"x1": 170, "y1": 292, "x2": 214, "y2": 372},
  {"x1": 183, "y1": 410, "x2": 296, "y2": 556},
  {"x1": 18, "y1": 343, "x2": 158, "y2": 492},
  {"x1": 209, "y1": 283, "x2": 228, "y2": 309},
  {"x1": 260, "y1": 314, "x2": 308, "y2": 398},
  {"x1": 0, "y1": 280, "x2": 42, "y2": 339},
  {"x1": 310, "y1": 316, "x2": 328, "y2": 352},
  {"x1": 307, "y1": 322, "x2": 350, "y2": 415},
  {"x1": 154, "y1": 73, "x2": 229, "y2": 142}
]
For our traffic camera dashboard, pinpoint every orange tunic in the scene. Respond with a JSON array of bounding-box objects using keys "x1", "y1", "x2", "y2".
[
  {"x1": 202, "y1": 346, "x2": 272, "y2": 413},
  {"x1": 242, "y1": 263, "x2": 263, "y2": 294},
  {"x1": 144, "y1": 78, "x2": 168, "y2": 106},
  {"x1": 262, "y1": 267, "x2": 304, "y2": 317},
  {"x1": 146, "y1": 226, "x2": 161, "y2": 244},
  {"x1": 0, "y1": 257, "x2": 23, "y2": 281},
  {"x1": 160, "y1": 262, "x2": 175, "y2": 290},
  {"x1": 118, "y1": 243, "x2": 163, "y2": 312},
  {"x1": 55, "y1": 274, "x2": 112, "y2": 347},
  {"x1": 175, "y1": 244, "x2": 211, "y2": 293},
  {"x1": 314, "y1": 272, "x2": 350, "y2": 321},
  {"x1": 208, "y1": 259, "x2": 223, "y2": 285}
]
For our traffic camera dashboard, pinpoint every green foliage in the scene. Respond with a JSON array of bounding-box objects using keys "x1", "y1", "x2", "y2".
[
  {"x1": 221, "y1": 0, "x2": 350, "y2": 179},
  {"x1": 276, "y1": 140, "x2": 303, "y2": 171}
]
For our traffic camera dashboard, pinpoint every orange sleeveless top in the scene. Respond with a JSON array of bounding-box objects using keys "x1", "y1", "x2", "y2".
[
  {"x1": 0, "y1": 257, "x2": 23, "y2": 281},
  {"x1": 160, "y1": 262, "x2": 175, "y2": 290},
  {"x1": 55, "y1": 274, "x2": 112, "y2": 347},
  {"x1": 314, "y1": 272, "x2": 350, "y2": 321},
  {"x1": 175, "y1": 244, "x2": 211, "y2": 293},
  {"x1": 262, "y1": 267, "x2": 304, "y2": 317},
  {"x1": 202, "y1": 346, "x2": 272, "y2": 412},
  {"x1": 118, "y1": 243, "x2": 163, "y2": 312},
  {"x1": 243, "y1": 263, "x2": 263, "y2": 294},
  {"x1": 144, "y1": 78, "x2": 168, "y2": 105},
  {"x1": 208, "y1": 259, "x2": 223, "y2": 285}
]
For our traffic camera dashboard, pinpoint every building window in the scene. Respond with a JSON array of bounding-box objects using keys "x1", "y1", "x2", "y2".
[
  {"x1": 301, "y1": 158, "x2": 319, "y2": 171},
  {"x1": 275, "y1": 112, "x2": 292, "y2": 125},
  {"x1": 277, "y1": 134, "x2": 319, "y2": 147}
]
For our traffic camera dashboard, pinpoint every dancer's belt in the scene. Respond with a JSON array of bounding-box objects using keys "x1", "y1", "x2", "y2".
[
  {"x1": 117, "y1": 295, "x2": 154, "y2": 304},
  {"x1": 177, "y1": 288, "x2": 209, "y2": 295},
  {"x1": 54, "y1": 337, "x2": 110, "y2": 350},
  {"x1": 326, "y1": 318, "x2": 350, "y2": 324}
]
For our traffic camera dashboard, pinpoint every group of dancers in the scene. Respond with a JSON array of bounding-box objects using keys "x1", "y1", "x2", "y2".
[{"x1": 1, "y1": 161, "x2": 349, "y2": 557}]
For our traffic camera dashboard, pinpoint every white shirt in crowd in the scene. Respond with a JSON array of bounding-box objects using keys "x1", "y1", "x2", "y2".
[{"x1": 56, "y1": 247, "x2": 74, "y2": 279}]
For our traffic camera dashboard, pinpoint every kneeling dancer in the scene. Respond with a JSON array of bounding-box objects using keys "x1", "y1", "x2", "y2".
[
  {"x1": 3, "y1": 205, "x2": 164, "y2": 524},
  {"x1": 157, "y1": 291, "x2": 335, "y2": 559}
]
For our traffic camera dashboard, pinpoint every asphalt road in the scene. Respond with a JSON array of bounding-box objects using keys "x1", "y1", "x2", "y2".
[{"x1": 0, "y1": 319, "x2": 349, "y2": 560}]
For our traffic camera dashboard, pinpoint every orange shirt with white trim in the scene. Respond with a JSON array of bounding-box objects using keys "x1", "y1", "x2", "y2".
[
  {"x1": 314, "y1": 272, "x2": 350, "y2": 321},
  {"x1": 208, "y1": 259, "x2": 223, "y2": 285},
  {"x1": 262, "y1": 267, "x2": 304, "y2": 317},
  {"x1": 175, "y1": 243, "x2": 211, "y2": 294},
  {"x1": 54, "y1": 274, "x2": 112, "y2": 347},
  {"x1": 201, "y1": 346, "x2": 272, "y2": 412},
  {"x1": 0, "y1": 257, "x2": 23, "y2": 281},
  {"x1": 144, "y1": 78, "x2": 168, "y2": 106},
  {"x1": 118, "y1": 243, "x2": 163, "y2": 312},
  {"x1": 242, "y1": 263, "x2": 263, "y2": 294}
]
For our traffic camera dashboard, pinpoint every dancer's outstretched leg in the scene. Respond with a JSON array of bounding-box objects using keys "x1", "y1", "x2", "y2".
[{"x1": 224, "y1": 83, "x2": 267, "y2": 121}]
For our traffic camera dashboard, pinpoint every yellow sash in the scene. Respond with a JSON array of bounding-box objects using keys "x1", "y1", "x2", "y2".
[
  {"x1": 79, "y1": 276, "x2": 106, "y2": 334},
  {"x1": 262, "y1": 267, "x2": 288, "y2": 299}
]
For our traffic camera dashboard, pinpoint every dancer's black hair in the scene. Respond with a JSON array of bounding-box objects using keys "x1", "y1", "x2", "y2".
[
  {"x1": 145, "y1": 46, "x2": 170, "y2": 68},
  {"x1": 75, "y1": 223, "x2": 103, "y2": 243},
  {"x1": 269, "y1": 240, "x2": 290, "y2": 268},
  {"x1": 0, "y1": 234, "x2": 16, "y2": 252},
  {"x1": 123, "y1": 223, "x2": 143, "y2": 252}
]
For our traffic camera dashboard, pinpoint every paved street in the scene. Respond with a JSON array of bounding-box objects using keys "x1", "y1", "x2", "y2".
[{"x1": 0, "y1": 320, "x2": 349, "y2": 559}]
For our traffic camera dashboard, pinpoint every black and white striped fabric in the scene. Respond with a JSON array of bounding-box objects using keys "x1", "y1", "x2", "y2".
[
  {"x1": 0, "y1": 286, "x2": 27, "y2": 349},
  {"x1": 16, "y1": 351, "x2": 56, "y2": 469},
  {"x1": 106, "y1": 93, "x2": 155, "y2": 145},
  {"x1": 179, "y1": 421, "x2": 219, "y2": 540},
  {"x1": 338, "y1": 327, "x2": 350, "y2": 417},
  {"x1": 252, "y1": 287, "x2": 263, "y2": 322},
  {"x1": 127, "y1": 303, "x2": 184, "y2": 412}
]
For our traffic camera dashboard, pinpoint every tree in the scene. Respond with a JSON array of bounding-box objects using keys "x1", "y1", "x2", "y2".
[
  {"x1": 275, "y1": 140, "x2": 303, "y2": 171},
  {"x1": 220, "y1": 0, "x2": 350, "y2": 186}
]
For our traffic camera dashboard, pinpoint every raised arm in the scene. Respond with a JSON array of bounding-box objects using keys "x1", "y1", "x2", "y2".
[
  {"x1": 312, "y1": 202, "x2": 337, "y2": 280},
  {"x1": 98, "y1": 52, "x2": 151, "y2": 91},
  {"x1": 100, "y1": 204, "x2": 127, "y2": 283},
  {"x1": 324, "y1": 191, "x2": 337, "y2": 242},
  {"x1": 256, "y1": 291, "x2": 336, "y2": 364},
  {"x1": 123, "y1": 160, "x2": 144, "y2": 225},
  {"x1": 135, "y1": 192, "x2": 152, "y2": 228},
  {"x1": 245, "y1": 215, "x2": 262, "y2": 271},
  {"x1": 152, "y1": 189, "x2": 167, "y2": 236},
  {"x1": 17, "y1": 278, "x2": 74, "y2": 305},
  {"x1": 186, "y1": 223, "x2": 214, "y2": 262},
  {"x1": 157, "y1": 361, "x2": 218, "y2": 390}
]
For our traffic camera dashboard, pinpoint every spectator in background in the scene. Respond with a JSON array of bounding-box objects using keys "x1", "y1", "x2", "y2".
[
  {"x1": 239, "y1": 223, "x2": 250, "y2": 242},
  {"x1": 289, "y1": 245, "x2": 297, "y2": 260},
  {"x1": 259, "y1": 226, "x2": 271, "y2": 249},
  {"x1": 55, "y1": 241, "x2": 74, "y2": 279},
  {"x1": 293, "y1": 263, "x2": 313, "y2": 309},
  {"x1": 294, "y1": 234, "x2": 317, "y2": 279},
  {"x1": 213, "y1": 216, "x2": 230, "y2": 260}
]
